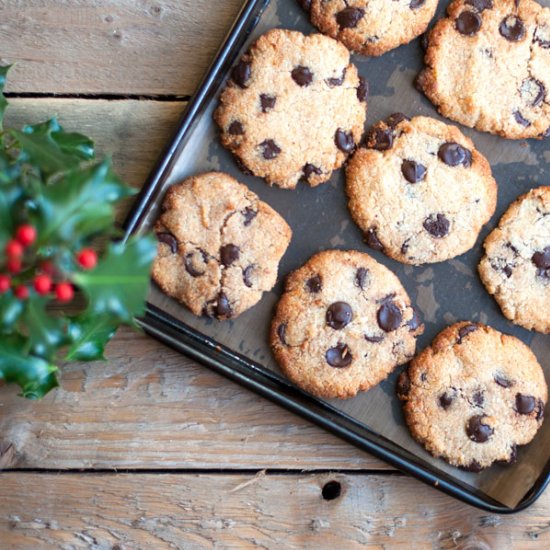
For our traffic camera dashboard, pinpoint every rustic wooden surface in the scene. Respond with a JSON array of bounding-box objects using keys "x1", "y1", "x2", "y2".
[{"x1": 0, "y1": 1, "x2": 549, "y2": 548}]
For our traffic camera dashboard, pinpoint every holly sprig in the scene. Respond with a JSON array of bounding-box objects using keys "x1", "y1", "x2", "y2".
[{"x1": 0, "y1": 65, "x2": 156, "y2": 399}]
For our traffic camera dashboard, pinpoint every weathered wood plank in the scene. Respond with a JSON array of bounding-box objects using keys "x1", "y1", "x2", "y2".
[
  {"x1": 0, "y1": 0, "x2": 244, "y2": 95},
  {"x1": 0, "y1": 327, "x2": 386, "y2": 470},
  {"x1": 1, "y1": 472, "x2": 548, "y2": 549}
]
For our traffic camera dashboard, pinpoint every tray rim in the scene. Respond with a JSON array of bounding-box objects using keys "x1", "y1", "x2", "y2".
[{"x1": 122, "y1": 0, "x2": 550, "y2": 513}]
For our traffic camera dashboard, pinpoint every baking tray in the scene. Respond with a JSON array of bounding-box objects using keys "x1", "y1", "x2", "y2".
[{"x1": 123, "y1": 0, "x2": 550, "y2": 512}]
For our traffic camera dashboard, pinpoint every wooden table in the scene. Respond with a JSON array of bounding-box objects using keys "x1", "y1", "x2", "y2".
[{"x1": 0, "y1": 2, "x2": 548, "y2": 548}]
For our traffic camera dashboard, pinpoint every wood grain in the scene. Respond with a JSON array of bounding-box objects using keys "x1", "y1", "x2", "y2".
[
  {"x1": 0, "y1": 0, "x2": 244, "y2": 96},
  {"x1": 1, "y1": 472, "x2": 548, "y2": 549}
]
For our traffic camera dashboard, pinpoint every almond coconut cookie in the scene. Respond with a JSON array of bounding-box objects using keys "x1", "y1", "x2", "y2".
[
  {"x1": 270, "y1": 249, "x2": 423, "y2": 399},
  {"x1": 152, "y1": 172, "x2": 292, "y2": 320},
  {"x1": 417, "y1": 0, "x2": 550, "y2": 139},
  {"x1": 214, "y1": 29, "x2": 368, "y2": 189},
  {"x1": 299, "y1": 0, "x2": 439, "y2": 56},
  {"x1": 346, "y1": 114, "x2": 497, "y2": 265},
  {"x1": 479, "y1": 186, "x2": 550, "y2": 333},
  {"x1": 397, "y1": 322, "x2": 547, "y2": 471}
]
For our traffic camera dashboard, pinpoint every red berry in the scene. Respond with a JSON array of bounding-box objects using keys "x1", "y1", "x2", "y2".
[
  {"x1": 5, "y1": 239, "x2": 24, "y2": 258},
  {"x1": 41, "y1": 260, "x2": 56, "y2": 276},
  {"x1": 77, "y1": 248, "x2": 98, "y2": 270},
  {"x1": 16, "y1": 224, "x2": 37, "y2": 247},
  {"x1": 14, "y1": 285, "x2": 29, "y2": 300},
  {"x1": 55, "y1": 282, "x2": 74, "y2": 303},
  {"x1": 7, "y1": 257, "x2": 22, "y2": 274},
  {"x1": 34, "y1": 274, "x2": 52, "y2": 295},
  {"x1": 0, "y1": 274, "x2": 10, "y2": 293}
]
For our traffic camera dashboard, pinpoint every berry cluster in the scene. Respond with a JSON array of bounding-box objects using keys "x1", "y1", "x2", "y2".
[{"x1": 1, "y1": 224, "x2": 98, "y2": 302}]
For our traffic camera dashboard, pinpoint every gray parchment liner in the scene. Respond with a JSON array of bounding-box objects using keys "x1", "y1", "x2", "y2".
[{"x1": 134, "y1": 0, "x2": 550, "y2": 508}]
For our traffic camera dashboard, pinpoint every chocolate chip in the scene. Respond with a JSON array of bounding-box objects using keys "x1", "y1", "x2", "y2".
[
  {"x1": 503, "y1": 265, "x2": 513, "y2": 278},
  {"x1": 420, "y1": 32, "x2": 429, "y2": 50},
  {"x1": 461, "y1": 460, "x2": 484, "y2": 473},
  {"x1": 420, "y1": 372, "x2": 427, "y2": 382},
  {"x1": 466, "y1": 415, "x2": 493, "y2": 443},
  {"x1": 466, "y1": 0, "x2": 493, "y2": 11},
  {"x1": 495, "y1": 373, "x2": 514, "y2": 388},
  {"x1": 457, "y1": 323, "x2": 477, "y2": 344},
  {"x1": 520, "y1": 78, "x2": 546, "y2": 107},
  {"x1": 260, "y1": 94, "x2": 276, "y2": 113},
  {"x1": 259, "y1": 139, "x2": 281, "y2": 159},
  {"x1": 232, "y1": 60, "x2": 251, "y2": 88},
  {"x1": 536, "y1": 400, "x2": 545, "y2": 421},
  {"x1": 357, "y1": 77, "x2": 369, "y2": 102},
  {"x1": 326, "y1": 343, "x2": 353, "y2": 368},
  {"x1": 401, "y1": 160, "x2": 427, "y2": 183},
  {"x1": 335, "y1": 129, "x2": 355, "y2": 153},
  {"x1": 365, "y1": 334, "x2": 384, "y2": 343},
  {"x1": 228, "y1": 121, "x2": 244, "y2": 135},
  {"x1": 368, "y1": 127, "x2": 394, "y2": 150},
  {"x1": 407, "y1": 307, "x2": 422, "y2": 331},
  {"x1": 532, "y1": 247, "x2": 550, "y2": 272},
  {"x1": 184, "y1": 252, "x2": 205, "y2": 277},
  {"x1": 355, "y1": 267, "x2": 369, "y2": 289},
  {"x1": 215, "y1": 292, "x2": 232, "y2": 319},
  {"x1": 306, "y1": 275, "x2": 322, "y2": 293},
  {"x1": 500, "y1": 15, "x2": 526, "y2": 42},
  {"x1": 505, "y1": 445, "x2": 518, "y2": 464},
  {"x1": 513, "y1": 110, "x2": 530, "y2": 127},
  {"x1": 336, "y1": 7, "x2": 365, "y2": 29},
  {"x1": 366, "y1": 228, "x2": 384, "y2": 251},
  {"x1": 243, "y1": 265, "x2": 254, "y2": 288},
  {"x1": 396, "y1": 371, "x2": 411, "y2": 399},
  {"x1": 438, "y1": 142, "x2": 472, "y2": 167},
  {"x1": 291, "y1": 66, "x2": 313, "y2": 87},
  {"x1": 401, "y1": 240, "x2": 410, "y2": 255},
  {"x1": 220, "y1": 244, "x2": 240, "y2": 267},
  {"x1": 516, "y1": 393, "x2": 536, "y2": 414},
  {"x1": 234, "y1": 156, "x2": 253, "y2": 176},
  {"x1": 326, "y1": 69, "x2": 346, "y2": 87},
  {"x1": 242, "y1": 206, "x2": 257, "y2": 226},
  {"x1": 423, "y1": 214, "x2": 450, "y2": 238},
  {"x1": 410, "y1": 0, "x2": 426, "y2": 8},
  {"x1": 377, "y1": 301, "x2": 403, "y2": 332},
  {"x1": 326, "y1": 302, "x2": 353, "y2": 330},
  {"x1": 302, "y1": 163, "x2": 322, "y2": 182},
  {"x1": 456, "y1": 11, "x2": 482, "y2": 35},
  {"x1": 386, "y1": 113, "x2": 410, "y2": 127},
  {"x1": 472, "y1": 390, "x2": 485, "y2": 407},
  {"x1": 277, "y1": 323, "x2": 287, "y2": 345},
  {"x1": 157, "y1": 232, "x2": 178, "y2": 254},
  {"x1": 439, "y1": 392, "x2": 454, "y2": 409}
]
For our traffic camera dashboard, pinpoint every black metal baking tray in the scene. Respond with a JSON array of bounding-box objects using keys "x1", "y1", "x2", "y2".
[{"x1": 123, "y1": 0, "x2": 550, "y2": 512}]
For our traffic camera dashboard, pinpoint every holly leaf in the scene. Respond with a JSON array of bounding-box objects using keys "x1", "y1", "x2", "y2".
[
  {"x1": 66, "y1": 315, "x2": 117, "y2": 361},
  {"x1": 0, "y1": 337, "x2": 58, "y2": 399},
  {"x1": 0, "y1": 64, "x2": 10, "y2": 129},
  {"x1": 0, "y1": 178, "x2": 24, "y2": 249},
  {"x1": 73, "y1": 235, "x2": 156, "y2": 324},
  {"x1": 0, "y1": 292, "x2": 24, "y2": 333}
]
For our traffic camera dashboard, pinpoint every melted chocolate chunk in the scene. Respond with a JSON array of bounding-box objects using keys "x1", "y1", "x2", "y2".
[
  {"x1": 532, "y1": 247, "x2": 550, "y2": 272},
  {"x1": 439, "y1": 392, "x2": 454, "y2": 410},
  {"x1": 366, "y1": 228, "x2": 384, "y2": 251},
  {"x1": 423, "y1": 213, "x2": 450, "y2": 238},
  {"x1": 157, "y1": 232, "x2": 178, "y2": 254},
  {"x1": 438, "y1": 142, "x2": 472, "y2": 167},
  {"x1": 357, "y1": 77, "x2": 369, "y2": 102},
  {"x1": 461, "y1": 460, "x2": 484, "y2": 473},
  {"x1": 396, "y1": 371, "x2": 411, "y2": 399},
  {"x1": 260, "y1": 94, "x2": 276, "y2": 113},
  {"x1": 234, "y1": 156, "x2": 253, "y2": 176},
  {"x1": 503, "y1": 264, "x2": 513, "y2": 278},
  {"x1": 306, "y1": 275, "x2": 322, "y2": 293},
  {"x1": 401, "y1": 159, "x2": 427, "y2": 183},
  {"x1": 184, "y1": 252, "x2": 205, "y2": 277},
  {"x1": 336, "y1": 7, "x2": 365, "y2": 29},
  {"x1": 365, "y1": 334, "x2": 384, "y2": 343},
  {"x1": 215, "y1": 292, "x2": 232, "y2": 319},
  {"x1": 335, "y1": 129, "x2": 355, "y2": 153},
  {"x1": 220, "y1": 244, "x2": 240, "y2": 267},
  {"x1": 500, "y1": 15, "x2": 526, "y2": 42},
  {"x1": 513, "y1": 110, "x2": 530, "y2": 127},
  {"x1": 516, "y1": 393, "x2": 536, "y2": 414},
  {"x1": 536, "y1": 400, "x2": 545, "y2": 421},
  {"x1": 407, "y1": 307, "x2": 422, "y2": 331},
  {"x1": 355, "y1": 267, "x2": 369, "y2": 289},
  {"x1": 377, "y1": 301, "x2": 403, "y2": 332},
  {"x1": 457, "y1": 324, "x2": 477, "y2": 344},
  {"x1": 232, "y1": 60, "x2": 251, "y2": 88},
  {"x1": 495, "y1": 373, "x2": 513, "y2": 388},
  {"x1": 243, "y1": 265, "x2": 254, "y2": 288},
  {"x1": 242, "y1": 206, "x2": 257, "y2": 226},
  {"x1": 386, "y1": 113, "x2": 410, "y2": 127},
  {"x1": 326, "y1": 343, "x2": 353, "y2": 368},
  {"x1": 291, "y1": 66, "x2": 313, "y2": 87},
  {"x1": 277, "y1": 323, "x2": 287, "y2": 345},
  {"x1": 228, "y1": 121, "x2": 244, "y2": 135},
  {"x1": 368, "y1": 127, "x2": 394, "y2": 150},
  {"x1": 326, "y1": 69, "x2": 346, "y2": 87},
  {"x1": 472, "y1": 390, "x2": 485, "y2": 407},
  {"x1": 466, "y1": 0, "x2": 493, "y2": 11},
  {"x1": 259, "y1": 139, "x2": 281, "y2": 159},
  {"x1": 456, "y1": 11, "x2": 482, "y2": 35},
  {"x1": 302, "y1": 163, "x2": 322, "y2": 182},
  {"x1": 466, "y1": 415, "x2": 494, "y2": 443},
  {"x1": 326, "y1": 302, "x2": 353, "y2": 330},
  {"x1": 520, "y1": 78, "x2": 546, "y2": 107},
  {"x1": 410, "y1": 0, "x2": 426, "y2": 8}
]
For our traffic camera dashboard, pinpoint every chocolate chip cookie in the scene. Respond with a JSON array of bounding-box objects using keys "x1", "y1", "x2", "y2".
[
  {"x1": 346, "y1": 115, "x2": 497, "y2": 265},
  {"x1": 300, "y1": 0, "x2": 438, "y2": 57},
  {"x1": 398, "y1": 322, "x2": 547, "y2": 471},
  {"x1": 417, "y1": 0, "x2": 550, "y2": 139},
  {"x1": 214, "y1": 29, "x2": 368, "y2": 189},
  {"x1": 479, "y1": 186, "x2": 550, "y2": 333},
  {"x1": 270, "y1": 249, "x2": 423, "y2": 399},
  {"x1": 152, "y1": 172, "x2": 292, "y2": 320}
]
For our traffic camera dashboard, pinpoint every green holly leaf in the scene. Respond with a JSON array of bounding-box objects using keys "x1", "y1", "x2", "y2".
[
  {"x1": 66, "y1": 314, "x2": 117, "y2": 361},
  {"x1": 73, "y1": 236, "x2": 156, "y2": 324},
  {"x1": 0, "y1": 179, "x2": 24, "y2": 248},
  {"x1": 0, "y1": 64, "x2": 11, "y2": 129},
  {"x1": 0, "y1": 292, "x2": 24, "y2": 333},
  {"x1": 0, "y1": 337, "x2": 59, "y2": 399}
]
